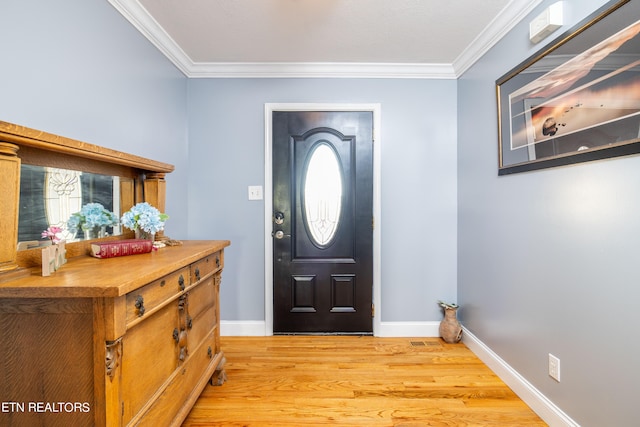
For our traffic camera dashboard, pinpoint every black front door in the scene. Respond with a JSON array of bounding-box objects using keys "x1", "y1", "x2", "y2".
[{"x1": 272, "y1": 111, "x2": 373, "y2": 333}]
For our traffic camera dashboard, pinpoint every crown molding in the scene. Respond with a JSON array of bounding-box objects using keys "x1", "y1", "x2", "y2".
[
  {"x1": 109, "y1": 0, "x2": 540, "y2": 79},
  {"x1": 454, "y1": 0, "x2": 544, "y2": 76},
  {"x1": 108, "y1": 0, "x2": 193, "y2": 75},
  {"x1": 187, "y1": 62, "x2": 456, "y2": 79}
]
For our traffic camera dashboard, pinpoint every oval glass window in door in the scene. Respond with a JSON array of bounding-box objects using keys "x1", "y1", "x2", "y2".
[{"x1": 303, "y1": 143, "x2": 343, "y2": 247}]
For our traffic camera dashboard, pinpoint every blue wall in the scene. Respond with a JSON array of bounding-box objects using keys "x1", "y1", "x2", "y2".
[
  {"x1": 458, "y1": 0, "x2": 639, "y2": 425},
  {"x1": 187, "y1": 78, "x2": 458, "y2": 322},
  {"x1": 3, "y1": 0, "x2": 637, "y2": 424},
  {"x1": 0, "y1": 0, "x2": 190, "y2": 237}
]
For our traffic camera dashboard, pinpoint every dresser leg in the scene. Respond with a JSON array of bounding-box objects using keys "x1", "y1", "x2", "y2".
[{"x1": 209, "y1": 356, "x2": 227, "y2": 386}]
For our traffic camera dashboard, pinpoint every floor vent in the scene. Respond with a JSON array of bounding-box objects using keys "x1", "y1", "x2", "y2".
[{"x1": 410, "y1": 340, "x2": 443, "y2": 348}]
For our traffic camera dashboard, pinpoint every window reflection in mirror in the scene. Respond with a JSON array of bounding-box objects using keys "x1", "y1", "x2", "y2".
[{"x1": 18, "y1": 165, "x2": 122, "y2": 249}]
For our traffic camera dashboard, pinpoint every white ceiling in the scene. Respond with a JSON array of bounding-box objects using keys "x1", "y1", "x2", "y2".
[{"x1": 109, "y1": 0, "x2": 543, "y2": 78}]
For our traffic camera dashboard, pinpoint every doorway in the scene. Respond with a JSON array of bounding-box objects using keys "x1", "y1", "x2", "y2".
[{"x1": 264, "y1": 104, "x2": 381, "y2": 335}]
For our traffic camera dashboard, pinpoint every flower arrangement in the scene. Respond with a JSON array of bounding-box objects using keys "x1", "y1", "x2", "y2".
[
  {"x1": 67, "y1": 203, "x2": 118, "y2": 234},
  {"x1": 121, "y1": 202, "x2": 169, "y2": 234},
  {"x1": 41, "y1": 226, "x2": 64, "y2": 244}
]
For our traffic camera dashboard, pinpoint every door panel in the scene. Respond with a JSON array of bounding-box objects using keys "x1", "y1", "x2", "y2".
[{"x1": 272, "y1": 111, "x2": 373, "y2": 333}]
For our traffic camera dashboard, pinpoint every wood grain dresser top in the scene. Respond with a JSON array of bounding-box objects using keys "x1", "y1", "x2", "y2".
[{"x1": 0, "y1": 240, "x2": 230, "y2": 298}]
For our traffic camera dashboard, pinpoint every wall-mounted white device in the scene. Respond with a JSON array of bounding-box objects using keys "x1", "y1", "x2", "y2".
[{"x1": 529, "y1": 1, "x2": 563, "y2": 44}]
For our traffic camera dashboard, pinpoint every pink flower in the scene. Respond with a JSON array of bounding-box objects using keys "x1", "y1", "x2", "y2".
[{"x1": 42, "y1": 226, "x2": 63, "y2": 244}]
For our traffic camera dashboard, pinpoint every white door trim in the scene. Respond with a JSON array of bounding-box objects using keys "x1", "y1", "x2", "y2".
[{"x1": 264, "y1": 103, "x2": 382, "y2": 336}]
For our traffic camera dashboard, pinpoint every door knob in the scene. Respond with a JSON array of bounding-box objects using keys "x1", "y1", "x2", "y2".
[
  {"x1": 274, "y1": 212, "x2": 285, "y2": 225},
  {"x1": 272, "y1": 230, "x2": 291, "y2": 239}
]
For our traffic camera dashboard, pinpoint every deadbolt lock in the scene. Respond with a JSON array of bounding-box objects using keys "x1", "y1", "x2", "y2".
[{"x1": 274, "y1": 211, "x2": 285, "y2": 225}]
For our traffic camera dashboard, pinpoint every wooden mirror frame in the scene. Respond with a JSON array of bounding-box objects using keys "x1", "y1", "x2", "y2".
[{"x1": 0, "y1": 121, "x2": 174, "y2": 281}]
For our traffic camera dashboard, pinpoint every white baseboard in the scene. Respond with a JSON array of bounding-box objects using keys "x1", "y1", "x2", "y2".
[
  {"x1": 462, "y1": 327, "x2": 579, "y2": 427},
  {"x1": 221, "y1": 320, "x2": 268, "y2": 336},
  {"x1": 376, "y1": 321, "x2": 440, "y2": 337},
  {"x1": 220, "y1": 320, "x2": 441, "y2": 337}
]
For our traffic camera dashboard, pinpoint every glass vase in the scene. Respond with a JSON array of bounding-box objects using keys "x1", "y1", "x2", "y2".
[
  {"x1": 84, "y1": 225, "x2": 106, "y2": 240},
  {"x1": 135, "y1": 228, "x2": 155, "y2": 241}
]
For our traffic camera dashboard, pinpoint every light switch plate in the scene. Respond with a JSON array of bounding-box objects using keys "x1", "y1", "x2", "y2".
[{"x1": 248, "y1": 185, "x2": 263, "y2": 200}]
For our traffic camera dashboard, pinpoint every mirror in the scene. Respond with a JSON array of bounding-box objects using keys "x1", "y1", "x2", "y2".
[
  {"x1": 18, "y1": 165, "x2": 123, "y2": 249},
  {"x1": 0, "y1": 120, "x2": 173, "y2": 273}
]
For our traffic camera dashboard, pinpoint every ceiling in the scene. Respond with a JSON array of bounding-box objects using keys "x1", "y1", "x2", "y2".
[{"x1": 109, "y1": 0, "x2": 542, "y2": 78}]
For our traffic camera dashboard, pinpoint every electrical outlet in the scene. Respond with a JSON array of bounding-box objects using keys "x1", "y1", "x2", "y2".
[{"x1": 548, "y1": 353, "x2": 561, "y2": 382}]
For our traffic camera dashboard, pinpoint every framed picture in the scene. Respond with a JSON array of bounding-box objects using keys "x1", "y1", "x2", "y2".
[{"x1": 496, "y1": 0, "x2": 640, "y2": 175}]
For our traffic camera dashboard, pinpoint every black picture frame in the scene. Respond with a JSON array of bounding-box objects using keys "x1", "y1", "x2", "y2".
[{"x1": 496, "y1": 0, "x2": 640, "y2": 175}]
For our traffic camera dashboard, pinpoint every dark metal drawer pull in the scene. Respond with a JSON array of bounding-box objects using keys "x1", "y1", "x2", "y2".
[{"x1": 134, "y1": 295, "x2": 145, "y2": 316}]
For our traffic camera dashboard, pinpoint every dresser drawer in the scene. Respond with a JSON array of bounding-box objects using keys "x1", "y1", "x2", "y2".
[
  {"x1": 126, "y1": 267, "x2": 189, "y2": 325},
  {"x1": 186, "y1": 276, "x2": 217, "y2": 351},
  {"x1": 121, "y1": 301, "x2": 181, "y2": 425},
  {"x1": 190, "y1": 251, "x2": 223, "y2": 284},
  {"x1": 135, "y1": 329, "x2": 221, "y2": 427}
]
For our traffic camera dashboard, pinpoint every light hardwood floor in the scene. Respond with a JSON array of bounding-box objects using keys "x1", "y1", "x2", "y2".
[{"x1": 182, "y1": 336, "x2": 547, "y2": 426}]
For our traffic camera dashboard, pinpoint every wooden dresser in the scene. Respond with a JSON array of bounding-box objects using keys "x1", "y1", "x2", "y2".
[{"x1": 0, "y1": 240, "x2": 230, "y2": 427}]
